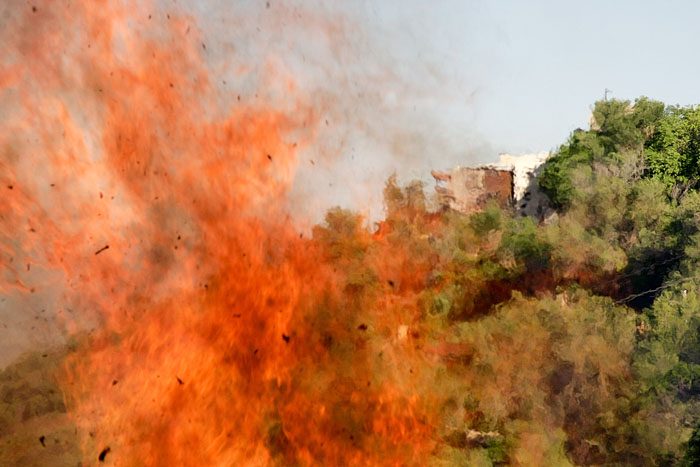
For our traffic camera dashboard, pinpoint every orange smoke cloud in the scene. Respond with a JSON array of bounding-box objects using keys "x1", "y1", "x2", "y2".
[{"x1": 1, "y1": 1, "x2": 439, "y2": 464}]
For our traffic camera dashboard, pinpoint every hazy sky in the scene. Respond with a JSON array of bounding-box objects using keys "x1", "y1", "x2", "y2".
[
  {"x1": 191, "y1": 0, "x2": 700, "y2": 218},
  {"x1": 369, "y1": 0, "x2": 700, "y2": 154}
]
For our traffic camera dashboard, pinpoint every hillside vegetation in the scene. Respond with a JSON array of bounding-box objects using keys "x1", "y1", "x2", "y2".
[
  {"x1": 5, "y1": 97, "x2": 700, "y2": 465},
  {"x1": 311, "y1": 97, "x2": 700, "y2": 464}
]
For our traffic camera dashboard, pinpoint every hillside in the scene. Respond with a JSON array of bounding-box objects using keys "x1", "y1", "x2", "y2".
[{"x1": 5, "y1": 97, "x2": 700, "y2": 465}]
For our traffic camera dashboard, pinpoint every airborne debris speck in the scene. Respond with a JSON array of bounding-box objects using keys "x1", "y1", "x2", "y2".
[
  {"x1": 98, "y1": 447, "x2": 111, "y2": 462},
  {"x1": 95, "y1": 245, "x2": 109, "y2": 255}
]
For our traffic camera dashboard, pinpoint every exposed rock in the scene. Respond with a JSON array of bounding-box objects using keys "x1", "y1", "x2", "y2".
[
  {"x1": 432, "y1": 152, "x2": 552, "y2": 220},
  {"x1": 433, "y1": 166, "x2": 514, "y2": 213}
]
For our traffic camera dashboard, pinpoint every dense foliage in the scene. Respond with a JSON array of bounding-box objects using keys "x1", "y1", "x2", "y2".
[
  {"x1": 534, "y1": 97, "x2": 700, "y2": 464},
  {"x1": 308, "y1": 97, "x2": 700, "y2": 464}
]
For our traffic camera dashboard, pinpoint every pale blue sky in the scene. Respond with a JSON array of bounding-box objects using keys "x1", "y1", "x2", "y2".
[{"x1": 368, "y1": 0, "x2": 700, "y2": 154}]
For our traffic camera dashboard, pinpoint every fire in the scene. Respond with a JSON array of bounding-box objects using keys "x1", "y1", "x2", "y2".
[{"x1": 2, "y1": 1, "x2": 438, "y2": 464}]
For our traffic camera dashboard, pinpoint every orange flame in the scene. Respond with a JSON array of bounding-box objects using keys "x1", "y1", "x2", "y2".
[{"x1": 2, "y1": 2, "x2": 439, "y2": 464}]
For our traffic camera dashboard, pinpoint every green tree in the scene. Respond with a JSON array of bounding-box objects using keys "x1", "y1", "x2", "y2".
[
  {"x1": 645, "y1": 105, "x2": 700, "y2": 193},
  {"x1": 540, "y1": 97, "x2": 665, "y2": 209}
]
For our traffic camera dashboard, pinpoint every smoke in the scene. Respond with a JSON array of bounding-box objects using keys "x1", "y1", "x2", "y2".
[
  {"x1": 0, "y1": 0, "x2": 487, "y2": 463},
  {"x1": 0, "y1": 0, "x2": 492, "y2": 365},
  {"x1": 187, "y1": 0, "x2": 493, "y2": 224}
]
